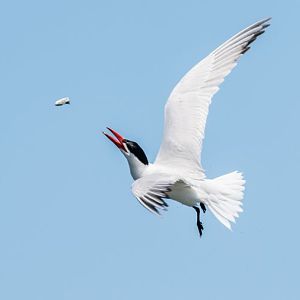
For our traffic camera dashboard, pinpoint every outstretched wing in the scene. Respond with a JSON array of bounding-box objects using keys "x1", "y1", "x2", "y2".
[
  {"x1": 155, "y1": 18, "x2": 270, "y2": 173},
  {"x1": 132, "y1": 175, "x2": 180, "y2": 215}
]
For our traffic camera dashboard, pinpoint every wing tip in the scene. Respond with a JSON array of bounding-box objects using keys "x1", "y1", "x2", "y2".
[
  {"x1": 137, "y1": 196, "x2": 167, "y2": 216},
  {"x1": 239, "y1": 17, "x2": 271, "y2": 55}
]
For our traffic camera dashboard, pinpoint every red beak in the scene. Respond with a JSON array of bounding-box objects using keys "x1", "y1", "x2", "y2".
[{"x1": 103, "y1": 127, "x2": 127, "y2": 152}]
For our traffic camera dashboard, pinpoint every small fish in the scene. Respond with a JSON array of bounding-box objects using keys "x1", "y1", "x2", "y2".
[{"x1": 55, "y1": 97, "x2": 70, "y2": 106}]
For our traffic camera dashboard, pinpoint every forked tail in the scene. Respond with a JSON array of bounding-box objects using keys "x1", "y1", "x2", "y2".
[{"x1": 202, "y1": 171, "x2": 245, "y2": 229}]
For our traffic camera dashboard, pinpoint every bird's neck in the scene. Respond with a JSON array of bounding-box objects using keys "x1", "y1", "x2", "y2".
[{"x1": 126, "y1": 155, "x2": 149, "y2": 180}]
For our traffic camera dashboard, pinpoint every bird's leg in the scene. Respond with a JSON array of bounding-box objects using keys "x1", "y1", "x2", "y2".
[
  {"x1": 200, "y1": 202, "x2": 206, "y2": 214},
  {"x1": 193, "y1": 206, "x2": 204, "y2": 237}
]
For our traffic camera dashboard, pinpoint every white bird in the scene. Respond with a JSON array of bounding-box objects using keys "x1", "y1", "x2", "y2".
[
  {"x1": 103, "y1": 18, "x2": 270, "y2": 237},
  {"x1": 55, "y1": 97, "x2": 70, "y2": 106}
]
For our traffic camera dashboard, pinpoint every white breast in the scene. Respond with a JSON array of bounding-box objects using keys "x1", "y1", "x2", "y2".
[{"x1": 167, "y1": 181, "x2": 199, "y2": 207}]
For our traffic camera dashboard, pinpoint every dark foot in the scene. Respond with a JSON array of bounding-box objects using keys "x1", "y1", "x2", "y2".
[
  {"x1": 200, "y1": 203, "x2": 206, "y2": 214},
  {"x1": 193, "y1": 206, "x2": 204, "y2": 237},
  {"x1": 196, "y1": 220, "x2": 204, "y2": 237}
]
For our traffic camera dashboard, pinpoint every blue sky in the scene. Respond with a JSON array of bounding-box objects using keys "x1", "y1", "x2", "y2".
[{"x1": 0, "y1": 0, "x2": 299, "y2": 299}]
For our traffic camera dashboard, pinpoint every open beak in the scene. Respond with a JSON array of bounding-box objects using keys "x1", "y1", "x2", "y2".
[{"x1": 103, "y1": 127, "x2": 127, "y2": 152}]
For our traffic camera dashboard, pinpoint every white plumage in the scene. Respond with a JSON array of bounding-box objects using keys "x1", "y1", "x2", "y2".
[{"x1": 104, "y1": 18, "x2": 270, "y2": 235}]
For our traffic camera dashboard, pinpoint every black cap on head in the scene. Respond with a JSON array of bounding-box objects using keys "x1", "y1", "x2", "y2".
[{"x1": 124, "y1": 139, "x2": 148, "y2": 165}]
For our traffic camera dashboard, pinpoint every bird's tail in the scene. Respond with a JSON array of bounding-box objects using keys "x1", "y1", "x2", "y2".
[{"x1": 202, "y1": 171, "x2": 245, "y2": 230}]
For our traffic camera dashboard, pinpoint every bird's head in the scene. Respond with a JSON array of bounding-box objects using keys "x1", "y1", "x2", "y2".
[{"x1": 103, "y1": 127, "x2": 149, "y2": 179}]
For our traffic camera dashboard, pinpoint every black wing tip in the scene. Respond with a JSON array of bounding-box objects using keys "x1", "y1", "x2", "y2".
[
  {"x1": 241, "y1": 18, "x2": 271, "y2": 55},
  {"x1": 241, "y1": 46, "x2": 250, "y2": 55},
  {"x1": 139, "y1": 196, "x2": 168, "y2": 215},
  {"x1": 262, "y1": 23, "x2": 271, "y2": 29},
  {"x1": 136, "y1": 183, "x2": 173, "y2": 215},
  {"x1": 150, "y1": 205, "x2": 161, "y2": 215}
]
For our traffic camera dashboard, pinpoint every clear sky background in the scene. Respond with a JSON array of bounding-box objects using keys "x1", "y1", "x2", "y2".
[{"x1": 0, "y1": 0, "x2": 299, "y2": 299}]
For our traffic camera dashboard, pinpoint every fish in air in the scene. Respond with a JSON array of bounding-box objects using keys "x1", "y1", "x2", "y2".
[{"x1": 55, "y1": 97, "x2": 70, "y2": 106}]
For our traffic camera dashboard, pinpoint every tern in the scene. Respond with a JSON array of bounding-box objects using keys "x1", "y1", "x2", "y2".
[{"x1": 104, "y1": 18, "x2": 270, "y2": 237}]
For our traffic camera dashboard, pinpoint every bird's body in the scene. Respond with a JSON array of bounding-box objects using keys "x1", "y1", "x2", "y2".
[
  {"x1": 130, "y1": 155, "x2": 244, "y2": 230},
  {"x1": 104, "y1": 18, "x2": 270, "y2": 236}
]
